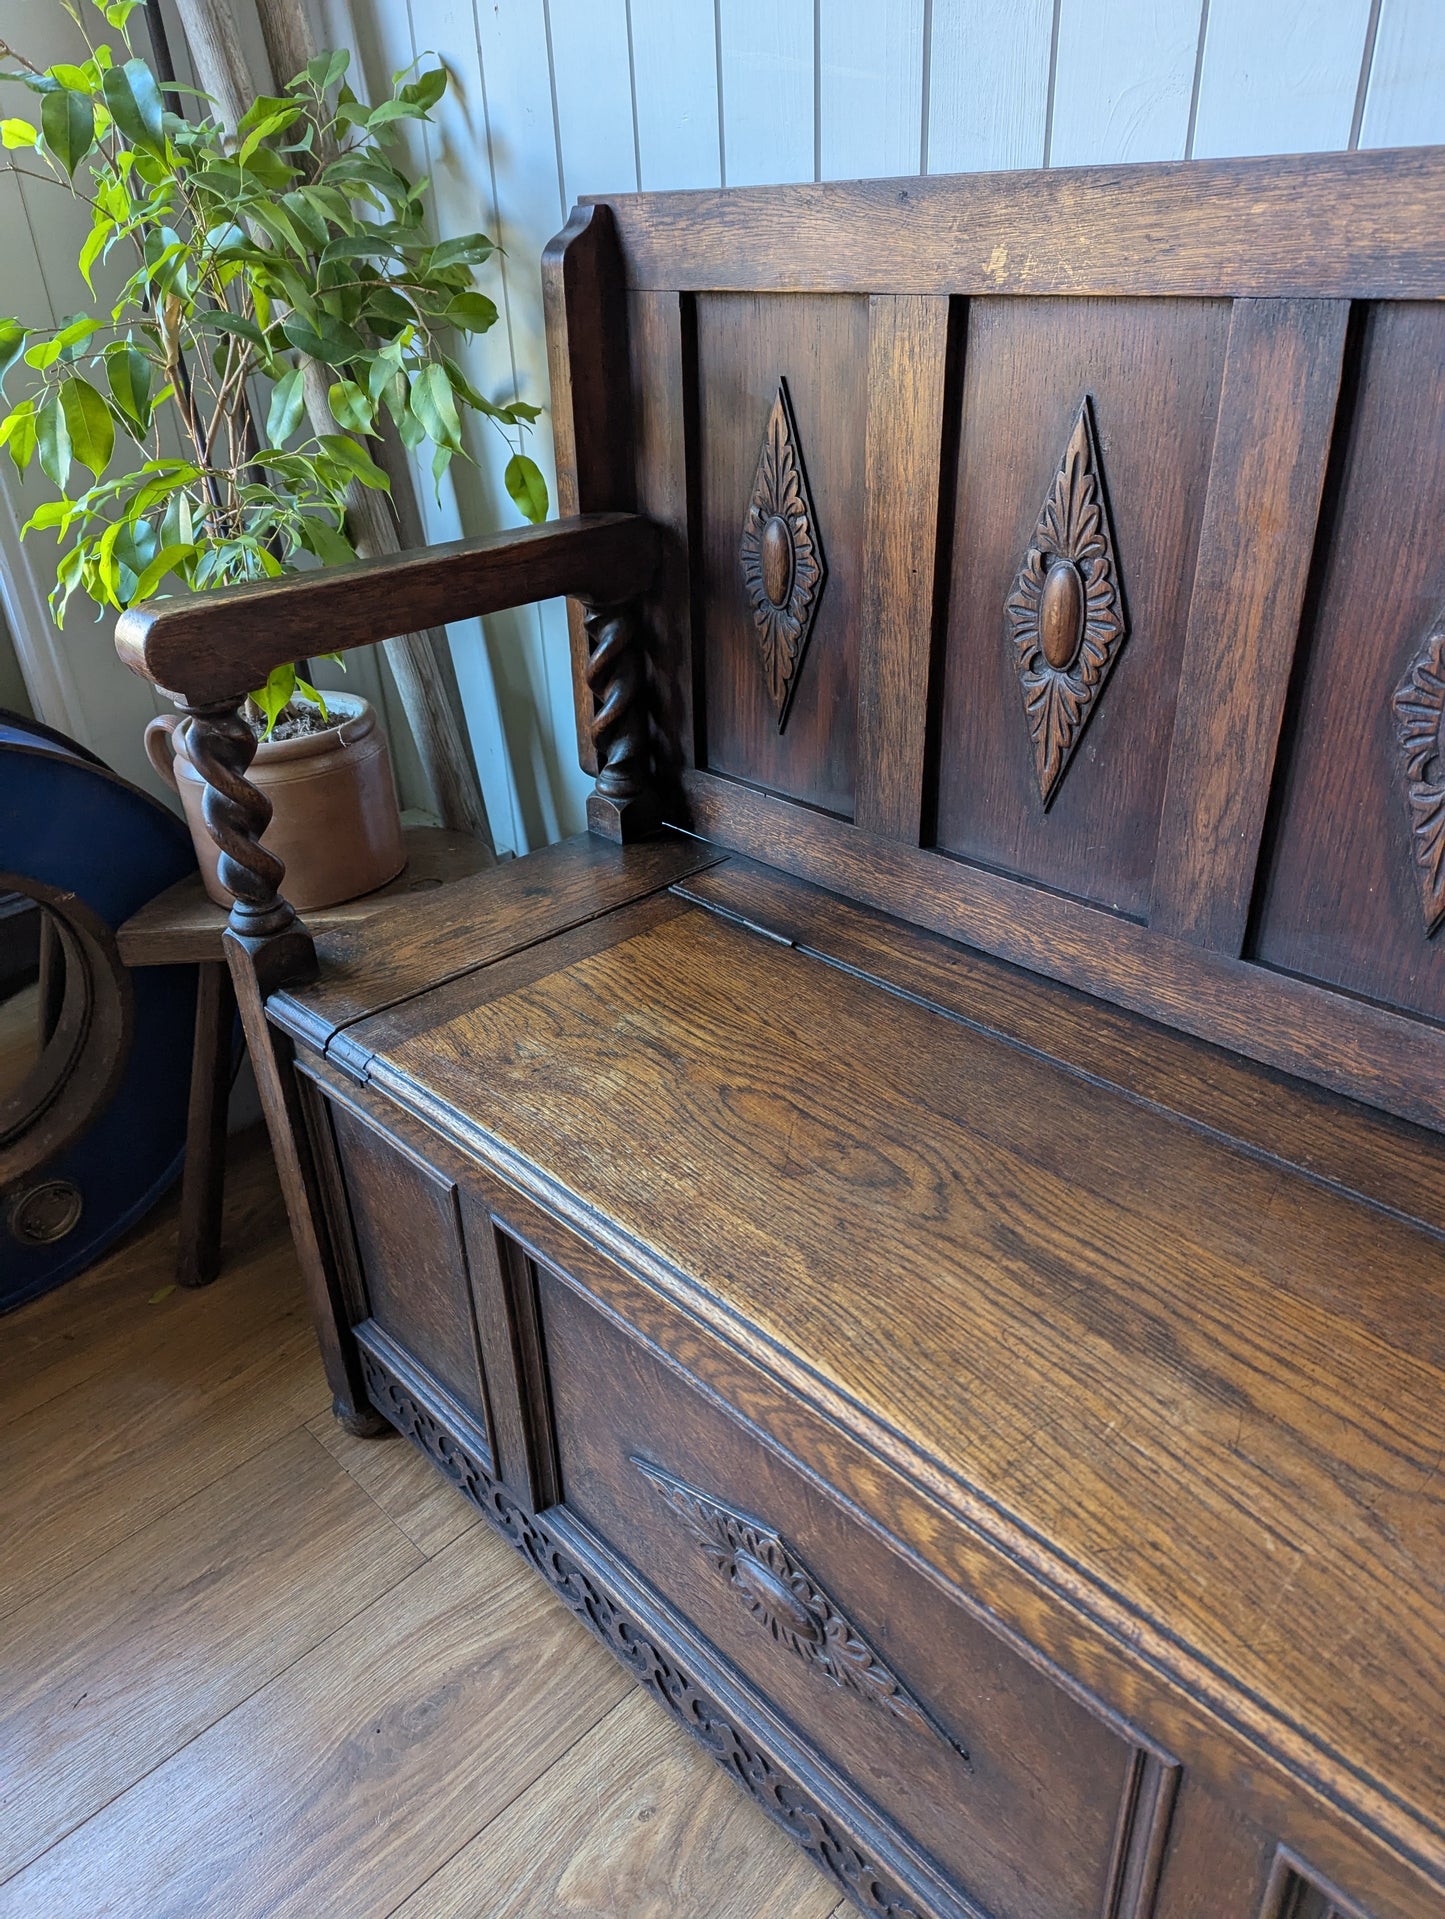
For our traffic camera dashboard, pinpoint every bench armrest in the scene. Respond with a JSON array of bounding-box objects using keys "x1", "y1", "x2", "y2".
[{"x1": 115, "y1": 512, "x2": 660, "y2": 702}]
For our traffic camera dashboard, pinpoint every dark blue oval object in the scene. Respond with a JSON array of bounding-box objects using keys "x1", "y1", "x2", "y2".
[{"x1": 0, "y1": 709, "x2": 198, "y2": 1312}]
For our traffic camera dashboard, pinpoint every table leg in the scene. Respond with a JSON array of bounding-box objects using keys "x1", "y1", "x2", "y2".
[{"x1": 177, "y1": 959, "x2": 237, "y2": 1288}]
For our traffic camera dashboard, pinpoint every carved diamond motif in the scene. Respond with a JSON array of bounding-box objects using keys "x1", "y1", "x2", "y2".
[
  {"x1": 740, "y1": 378, "x2": 826, "y2": 731},
  {"x1": 634, "y1": 1457, "x2": 969, "y2": 1764},
  {"x1": 1391, "y1": 617, "x2": 1445, "y2": 936},
  {"x1": 1005, "y1": 396, "x2": 1127, "y2": 806}
]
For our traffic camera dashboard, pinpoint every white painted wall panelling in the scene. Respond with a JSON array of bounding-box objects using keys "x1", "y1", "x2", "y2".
[
  {"x1": 1049, "y1": 0, "x2": 1204, "y2": 166},
  {"x1": 819, "y1": 0, "x2": 924, "y2": 180},
  {"x1": 718, "y1": 0, "x2": 816, "y2": 184},
  {"x1": 1191, "y1": 0, "x2": 1375, "y2": 158},
  {"x1": 925, "y1": 0, "x2": 1055, "y2": 172},
  {"x1": 1359, "y1": 0, "x2": 1445, "y2": 148},
  {"x1": 630, "y1": 0, "x2": 722, "y2": 189}
]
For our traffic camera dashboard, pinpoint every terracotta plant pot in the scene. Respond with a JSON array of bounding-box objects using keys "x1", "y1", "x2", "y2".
[{"x1": 145, "y1": 693, "x2": 407, "y2": 912}]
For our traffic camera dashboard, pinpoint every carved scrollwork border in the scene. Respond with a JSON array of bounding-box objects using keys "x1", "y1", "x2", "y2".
[{"x1": 355, "y1": 1336, "x2": 930, "y2": 1919}]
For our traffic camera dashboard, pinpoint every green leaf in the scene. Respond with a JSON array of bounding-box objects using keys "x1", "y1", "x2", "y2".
[
  {"x1": 60, "y1": 376, "x2": 114, "y2": 477},
  {"x1": 101, "y1": 59, "x2": 164, "y2": 153},
  {"x1": 41, "y1": 87, "x2": 95, "y2": 174},
  {"x1": 265, "y1": 366, "x2": 306, "y2": 445},
  {"x1": 301, "y1": 49, "x2": 350, "y2": 94},
  {"x1": 318, "y1": 432, "x2": 389, "y2": 491},
  {"x1": 409, "y1": 362, "x2": 461, "y2": 450},
  {"x1": 78, "y1": 215, "x2": 114, "y2": 290},
  {"x1": 294, "y1": 676, "x2": 330, "y2": 721},
  {"x1": 0, "y1": 320, "x2": 28, "y2": 394},
  {"x1": 398, "y1": 66, "x2": 448, "y2": 112},
  {"x1": 195, "y1": 310, "x2": 266, "y2": 351},
  {"x1": 132, "y1": 540, "x2": 197, "y2": 602},
  {"x1": 4, "y1": 404, "x2": 37, "y2": 474},
  {"x1": 504, "y1": 453, "x2": 548, "y2": 525},
  {"x1": 429, "y1": 232, "x2": 495, "y2": 272},
  {"x1": 36, "y1": 391, "x2": 72, "y2": 490},
  {"x1": 22, "y1": 497, "x2": 70, "y2": 533},
  {"x1": 442, "y1": 292, "x2": 498, "y2": 334},
  {"x1": 365, "y1": 97, "x2": 427, "y2": 130},
  {"x1": 296, "y1": 515, "x2": 355, "y2": 567},
  {"x1": 104, "y1": 1, "x2": 143, "y2": 27},
  {"x1": 238, "y1": 108, "x2": 297, "y2": 166},
  {"x1": 104, "y1": 341, "x2": 152, "y2": 433},
  {"x1": 327, "y1": 378, "x2": 374, "y2": 432},
  {"x1": 0, "y1": 118, "x2": 37, "y2": 148},
  {"x1": 255, "y1": 661, "x2": 296, "y2": 735}
]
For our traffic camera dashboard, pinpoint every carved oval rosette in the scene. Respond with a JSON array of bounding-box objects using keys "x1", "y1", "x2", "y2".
[
  {"x1": 1005, "y1": 396, "x2": 1127, "y2": 807},
  {"x1": 739, "y1": 379, "x2": 827, "y2": 732}
]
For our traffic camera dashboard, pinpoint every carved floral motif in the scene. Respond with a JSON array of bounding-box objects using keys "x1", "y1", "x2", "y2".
[
  {"x1": 357, "y1": 1343, "x2": 928, "y2": 1919},
  {"x1": 739, "y1": 379, "x2": 827, "y2": 730},
  {"x1": 1005, "y1": 397, "x2": 1127, "y2": 806},
  {"x1": 633, "y1": 1457, "x2": 970, "y2": 1765},
  {"x1": 1391, "y1": 618, "x2": 1445, "y2": 936}
]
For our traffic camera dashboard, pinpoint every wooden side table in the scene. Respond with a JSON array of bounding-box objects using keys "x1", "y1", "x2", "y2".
[{"x1": 116, "y1": 826, "x2": 495, "y2": 1287}]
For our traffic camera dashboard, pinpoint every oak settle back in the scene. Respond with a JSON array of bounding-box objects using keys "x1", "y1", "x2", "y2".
[{"x1": 544, "y1": 148, "x2": 1445, "y2": 1134}]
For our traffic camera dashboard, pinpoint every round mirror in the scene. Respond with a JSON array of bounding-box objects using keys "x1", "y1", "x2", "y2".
[{"x1": 0, "y1": 877, "x2": 131, "y2": 1196}]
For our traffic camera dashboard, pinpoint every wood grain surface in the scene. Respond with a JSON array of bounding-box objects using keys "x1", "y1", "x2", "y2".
[
  {"x1": 269, "y1": 829, "x2": 721, "y2": 1051},
  {"x1": 671, "y1": 856, "x2": 1445, "y2": 1238},
  {"x1": 117, "y1": 827, "x2": 496, "y2": 969},
  {"x1": 388, "y1": 1688, "x2": 843, "y2": 1919},
  {"x1": 360, "y1": 897, "x2": 1445, "y2": 1869},
  {"x1": 0, "y1": 1131, "x2": 822, "y2": 1918},
  {"x1": 116, "y1": 515, "x2": 660, "y2": 704},
  {"x1": 598, "y1": 148, "x2": 1445, "y2": 296}
]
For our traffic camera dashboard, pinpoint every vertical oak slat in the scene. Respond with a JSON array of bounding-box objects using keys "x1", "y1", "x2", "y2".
[
  {"x1": 627, "y1": 290, "x2": 699, "y2": 778},
  {"x1": 1149, "y1": 297, "x2": 1350, "y2": 952},
  {"x1": 854, "y1": 294, "x2": 954, "y2": 841},
  {"x1": 542, "y1": 203, "x2": 635, "y2": 776}
]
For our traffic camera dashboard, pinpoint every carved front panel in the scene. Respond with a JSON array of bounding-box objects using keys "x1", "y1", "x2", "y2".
[
  {"x1": 327, "y1": 1099, "x2": 493, "y2": 1440},
  {"x1": 537, "y1": 1255, "x2": 1174, "y2": 1919},
  {"x1": 933, "y1": 296, "x2": 1231, "y2": 917},
  {"x1": 694, "y1": 293, "x2": 867, "y2": 818},
  {"x1": 1252, "y1": 301, "x2": 1445, "y2": 1021}
]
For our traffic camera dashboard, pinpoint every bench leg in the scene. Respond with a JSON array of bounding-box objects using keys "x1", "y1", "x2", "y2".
[{"x1": 177, "y1": 960, "x2": 234, "y2": 1289}]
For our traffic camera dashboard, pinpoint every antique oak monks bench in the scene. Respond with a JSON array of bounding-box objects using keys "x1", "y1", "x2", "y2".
[{"x1": 117, "y1": 150, "x2": 1445, "y2": 1919}]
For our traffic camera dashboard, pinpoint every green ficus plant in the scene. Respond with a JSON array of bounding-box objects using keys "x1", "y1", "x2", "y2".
[{"x1": 0, "y1": 0, "x2": 548, "y2": 730}]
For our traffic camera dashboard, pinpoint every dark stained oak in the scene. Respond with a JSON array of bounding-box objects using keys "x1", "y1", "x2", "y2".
[
  {"x1": 543, "y1": 205, "x2": 637, "y2": 777},
  {"x1": 1151, "y1": 299, "x2": 1350, "y2": 950},
  {"x1": 268, "y1": 829, "x2": 721, "y2": 1054},
  {"x1": 115, "y1": 514, "x2": 660, "y2": 704},
  {"x1": 114, "y1": 147, "x2": 1445, "y2": 1919},
  {"x1": 353, "y1": 901, "x2": 1445, "y2": 1898},
  {"x1": 1251, "y1": 300, "x2": 1445, "y2": 1024},
  {"x1": 669, "y1": 856, "x2": 1445, "y2": 1241},
  {"x1": 854, "y1": 294, "x2": 953, "y2": 841},
  {"x1": 694, "y1": 292, "x2": 870, "y2": 818},
  {"x1": 677, "y1": 768, "x2": 1445, "y2": 1133},
  {"x1": 933, "y1": 294, "x2": 1232, "y2": 917},
  {"x1": 597, "y1": 148, "x2": 1445, "y2": 297}
]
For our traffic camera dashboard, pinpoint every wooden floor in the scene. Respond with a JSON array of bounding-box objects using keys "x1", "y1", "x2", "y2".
[{"x1": 0, "y1": 1130, "x2": 847, "y2": 1918}]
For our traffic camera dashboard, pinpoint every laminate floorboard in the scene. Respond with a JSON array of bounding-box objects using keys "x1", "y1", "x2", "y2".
[
  {"x1": 389, "y1": 1687, "x2": 844, "y2": 1919},
  {"x1": 0, "y1": 1129, "x2": 838, "y2": 1917}
]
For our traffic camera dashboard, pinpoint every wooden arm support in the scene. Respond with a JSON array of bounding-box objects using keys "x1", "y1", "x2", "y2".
[
  {"x1": 111, "y1": 510, "x2": 664, "y2": 986},
  {"x1": 115, "y1": 512, "x2": 661, "y2": 703}
]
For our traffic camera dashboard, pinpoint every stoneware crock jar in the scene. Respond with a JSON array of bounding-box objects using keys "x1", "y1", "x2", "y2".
[{"x1": 144, "y1": 692, "x2": 407, "y2": 911}]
